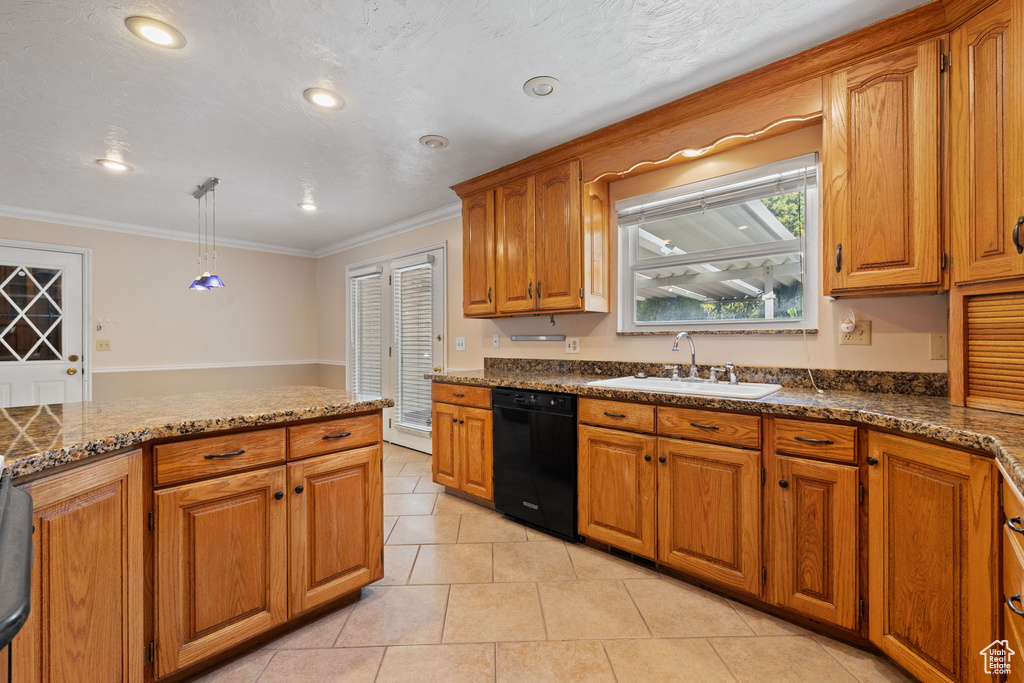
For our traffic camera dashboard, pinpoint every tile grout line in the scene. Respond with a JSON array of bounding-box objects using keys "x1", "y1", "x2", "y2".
[
  {"x1": 534, "y1": 581, "x2": 551, "y2": 641},
  {"x1": 251, "y1": 649, "x2": 277, "y2": 682},
  {"x1": 370, "y1": 645, "x2": 387, "y2": 683},
  {"x1": 619, "y1": 578, "x2": 655, "y2": 639},
  {"x1": 808, "y1": 634, "x2": 867, "y2": 682},
  {"x1": 706, "y1": 637, "x2": 744, "y2": 683},
  {"x1": 598, "y1": 640, "x2": 621, "y2": 683}
]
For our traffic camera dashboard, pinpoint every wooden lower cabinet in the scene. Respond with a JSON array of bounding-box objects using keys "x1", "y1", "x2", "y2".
[
  {"x1": 867, "y1": 432, "x2": 997, "y2": 683},
  {"x1": 288, "y1": 445, "x2": 383, "y2": 615},
  {"x1": 578, "y1": 425, "x2": 657, "y2": 558},
  {"x1": 155, "y1": 467, "x2": 288, "y2": 677},
  {"x1": 656, "y1": 438, "x2": 761, "y2": 596},
  {"x1": 766, "y1": 453, "x2": 859, "y2": 630},
  {"x1": 431, "y1": 402, "x2": 494, "y2": 500},
  {"x1": 10, "y1": 450, "x2": 144, "y2": 683}
]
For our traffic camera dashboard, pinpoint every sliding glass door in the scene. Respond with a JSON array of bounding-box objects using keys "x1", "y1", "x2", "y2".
[{"x1": 348, "y1": 245, "x2": 445, "y2": 453}]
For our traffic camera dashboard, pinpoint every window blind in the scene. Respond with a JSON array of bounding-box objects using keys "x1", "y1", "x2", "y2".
[
  {"x1": 350, "y1": 273, "x2": 382, "y2": 397},
  {"x1": 394, "y1": 263, "x2": 434, "y2": 431}
]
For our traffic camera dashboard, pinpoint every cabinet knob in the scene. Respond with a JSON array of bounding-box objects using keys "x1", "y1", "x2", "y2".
[
  {"x1": 452, "y1": 418, "x2": 458, "y2": 423},
  {"x1": 779, "y1": 480, "x2": 789, "y2": 488},
  {"x1": 866, "y1": 456, "x2": 879, "y2": 466},
  {"x1": 658, "y1": 456, "x2": 667, "y2": 464},
  {"x1": 274, "y1": 491, "x2": 284, "y2": 500},
  {"x1": 295, "y1": 485, "x2": 304, "y2": 494},
  {"x1": 644, "y1": 455, "x2": 652, "y2": 462},
  {"x1": 459, "y1": 420, "x2": 464, "y2": 424}
]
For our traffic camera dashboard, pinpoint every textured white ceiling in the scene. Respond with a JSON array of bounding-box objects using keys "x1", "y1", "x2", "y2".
[{"x1": 0, "y1": 0, "x2": 924, "y2": 253}]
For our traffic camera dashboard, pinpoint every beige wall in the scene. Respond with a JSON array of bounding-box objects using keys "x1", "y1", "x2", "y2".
[
  {"x1": 1, "y1": 215, "x2": 322, "y2": 399},
  {"x1": 318, "y1": 126, "x2": 948, "y2": 374}
]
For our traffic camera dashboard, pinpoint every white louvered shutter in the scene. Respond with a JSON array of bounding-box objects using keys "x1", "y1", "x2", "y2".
[
  {"x1": 350, "y1": 273, "x2": 382, "y2": 397},
  {"x1": 393, "y1": 263, "x2": 433, "y2": 431}
]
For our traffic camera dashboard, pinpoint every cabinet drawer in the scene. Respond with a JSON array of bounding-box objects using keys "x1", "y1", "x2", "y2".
[
  {"x1": 772, "y1": 418, "x2": 857, "y2": 463},
  {"x1": 431, "y1": 383, "x2": 492, "y2": 409},
  {"x1": 658, "y1": 408, "x2": 760, "y2": 449},
  {"x1": 579, "y1": 398, "x2": 655, "y2": 433},
  {"x1": 155, "y1": 428, "x2": 286, "y2": 487},
  {"x1": 288, "y1": 413, "x2": 381, "y2": 460}
]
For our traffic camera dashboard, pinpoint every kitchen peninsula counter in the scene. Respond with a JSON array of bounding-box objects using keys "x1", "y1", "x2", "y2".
[{"x1": 1, "y1": 386, "x2": 393, "y2": 480}]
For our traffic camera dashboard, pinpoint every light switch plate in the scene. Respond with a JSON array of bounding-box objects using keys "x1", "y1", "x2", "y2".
[
  {"x1": 839, "y1": 321, "x2": 871, "y2": 346},
  {"x1": 565, "y1": 337, "x2": 580, "y2": 354},
  {"x1": 492, "y1": 334, "x2": 500, "y2": 349},
  {"x1": 96, "y1": 339, "x2": 111, "y2": 352},
  {"x1": 455, "y1": 337, "x2": 466, "y2": 351},
  {"x1": 929, "y1": 333, "x2": 948, "y2": 360}
]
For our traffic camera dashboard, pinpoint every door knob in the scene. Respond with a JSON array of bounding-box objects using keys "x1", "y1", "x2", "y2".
[
  {"x1": 68, "y1": 354, "x2": 79, "y2": 362},
  {"x1": 433, "y1": 366, "x2": 443, "y2": 372},
  {"x1": 66, "y1": 367, "x2": 78, "y2": 375}
]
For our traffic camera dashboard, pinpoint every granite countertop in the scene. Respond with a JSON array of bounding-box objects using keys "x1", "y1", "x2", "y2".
[
  {"x1": 428, "y1": 369, "x2": 1024, "y2": 495},
  {"x1": 1, "y1": 386, "x2": 393, "y2": 480}
]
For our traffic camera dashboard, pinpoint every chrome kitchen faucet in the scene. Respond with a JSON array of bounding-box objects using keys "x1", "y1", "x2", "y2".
[{"x1": 671, "y1": 332, "x2": 700, "y2": 380}]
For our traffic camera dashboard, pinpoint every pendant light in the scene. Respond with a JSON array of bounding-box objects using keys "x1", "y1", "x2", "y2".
[{"x1": 188, "y1": 177, "x2": 225, "y2": 290}]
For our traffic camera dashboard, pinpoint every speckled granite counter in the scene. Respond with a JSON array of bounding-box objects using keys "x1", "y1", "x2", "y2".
[
  {"x1": 428, "y1": 368, "x2": 1024, "y2": 496},
  {"x1": 1, "y1": 386, "x2": 393, "y2": 480}
]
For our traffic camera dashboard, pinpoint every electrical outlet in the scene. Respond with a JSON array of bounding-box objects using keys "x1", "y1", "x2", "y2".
[
  {"x1": 455, "y1": 337, "x2": 466, "y2": 351},
  {"x1": 565, "y1": 337, "x2": 580, "y2": 354},
  {"x1": 839, "y1": 321, "x2": 871, "y2": 346},
  {"x1": 492, "y1": 334, "x2": 500, "y2": 349},
  {"x1": 929, "y1": 333, "x2": 948, "y2": 360},
  {"x1": 96, "y1": 339, "x2": 111, "y2": 352}
]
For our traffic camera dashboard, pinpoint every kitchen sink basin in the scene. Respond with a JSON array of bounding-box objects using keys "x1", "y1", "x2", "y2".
[{"x1": 586, "y1": 376, "x2": 782, "y2": 399}]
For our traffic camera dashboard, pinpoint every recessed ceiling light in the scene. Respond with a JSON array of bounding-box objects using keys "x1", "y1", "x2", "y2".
[
  {"x1": 124, "y1": 17, "x2": 186, "y2": 49},
  {"x1": 303, "y1": 88, "x2": 343, "y2": 110},
  {"x1": 419, "y1": 135, "x2": 449, "y2": 149},
  {"x1": 96, "y1": 158, "x2": 132, "y2": 172},
  {"x1": 298, "y1": 202, "x2": 318, "y2": 211},
  {"x1": 737, "y1": 225, "x2": 749, "y2": 230},
  {"x1": 523, "y1": 76, "x2": 561, "y2": 99}
]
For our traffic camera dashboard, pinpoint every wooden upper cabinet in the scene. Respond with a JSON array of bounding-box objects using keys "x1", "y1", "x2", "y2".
[
  {"x1": 535, "y1": 160, "x2": 582, "y2": 310},
  {"x1": 767, "y1": 454, "x2": 859, "y2": 630},
  {"x1": 950, "y1": 0, "x2": 1024, "y2": 284},
  {"x1": 867, "y1": 432, "x2": 997, "y2": 683},
  {"x1": 11, "y1": 450, "x2": 144, "y2": 683},
  {"x1": 462, "y1": 189, "x2": 496, "y2": 316},
  {"x1": 155, "y1": 467, "x2": 288, "y2": 677},
  {"x1": 288, "y1": 445, "x2": 383, "y2": 616},
  {"x1": 657, "y1": 438, "x2": 762, "y2": 596},
  {"x1": 578, "y1": 425, "x2": 658, "y2": 559},
  {"x1": 824, "y1": 38, "x2": 943, "y2": 295},
  {"x1": 495, "y1": 176, "x2": 537, "y2": 314}
]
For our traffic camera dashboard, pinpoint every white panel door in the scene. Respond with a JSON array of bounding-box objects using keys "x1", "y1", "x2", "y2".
[{"x1": 0, "y1": 246, "x2": 85, "y2": 407}]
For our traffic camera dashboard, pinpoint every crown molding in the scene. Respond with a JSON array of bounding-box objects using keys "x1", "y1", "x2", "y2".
[
  {"x1": 314, "y1": 202, "x2": 461, "y2": 258},
  {"x1": 0, "y1": 204, "x2": 317, "y2": 257}
]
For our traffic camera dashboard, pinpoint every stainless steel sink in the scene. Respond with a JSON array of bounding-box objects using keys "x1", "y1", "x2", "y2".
[{"x1": 586, "y1": 376, "x2": 782, "y2": 399}]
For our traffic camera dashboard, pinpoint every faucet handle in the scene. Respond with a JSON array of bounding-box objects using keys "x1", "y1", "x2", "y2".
[
  {"x1": 708, "y1": 366, "x2": 728, "y2": 383},
  {"x1": 725, "y1": 362, "x2": 738, "y2": 385},
  {"x1": 663, "y1": 365, "x2": 679, "y2": 370}
]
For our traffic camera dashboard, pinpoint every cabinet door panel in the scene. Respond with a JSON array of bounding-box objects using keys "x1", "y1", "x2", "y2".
[
  {"x1": 495, "y1": 177, "x2": 536, "y2": 313},
  {"x1": 951, "y1": 0, "x2": 1024, "y2": 283},
  {"x1": 432, "y1": 402, "x2": 459, "y2": 488},
  {"x1": 155, "y1": 467, "x2": 288, "y2": 677},
  {"x1": 462, "y1": 190, "x2": 496, "y2": 316},
  {"x1": 824, "y1": 39, "x2": 941, "y2": 293},
  {"x1": 535, "y1": 161, "x2": 582, "y2": 311},
  {"x1": 289, "y1": 446, "x2": 383, "y2": 615},
  {"x1": 768, "y1": 454, "x2": 858, "y2": 629},
  {"x1": 460, "y1": 406, "x2": 494, "y2": 501},
  {"x1": 12, "y1": 450, "x2": 143, "y2": 683},
  {"x1": 868, "y1": 432, "x2": 997, "y2": 683},
  {"x1": 578, "y1": 425, "x2": 657, "y2": 558},
  {"x1": 657, "y1": 439, "x2": 761, "y2": 596}
]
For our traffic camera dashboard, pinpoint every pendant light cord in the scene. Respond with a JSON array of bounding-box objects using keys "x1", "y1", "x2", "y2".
[
  {"x1": 212, "y1": 188, "x2": 217, "y2": 273},
  {"x1": 204, "y1": 193, "x2": 210, "y2": 271},
  {"x1": 196, "y1": 195, "x2": 202, "y2": 275}
]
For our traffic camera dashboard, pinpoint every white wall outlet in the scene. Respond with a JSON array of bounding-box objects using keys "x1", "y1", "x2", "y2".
[
  {"x1": 492, "y1": 334, "x2": 500, "y2": 349},
  {"x1": 839, "y1": 321, "x2": 871, "y2": 346},
  {"x1": 929, "y1": 333, "x2": 948, "y2": 360},
  {"x1": 565, "y1": 337, "x2": 580, "y2": 354},
  {"x1": 455, "y1": 337, "x2": 466, "y2": 351},
  {"x1": 96, "y1": 339, "x2": 111, "y2": 352}
]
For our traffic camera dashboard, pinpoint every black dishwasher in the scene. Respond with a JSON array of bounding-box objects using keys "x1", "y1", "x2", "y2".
[{"x1": 491, "y1": 388, "x2": 579, "y2": 541}]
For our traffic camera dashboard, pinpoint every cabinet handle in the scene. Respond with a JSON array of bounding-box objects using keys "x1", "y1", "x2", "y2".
[
  {"x1": 794, "y1": 436, "x2": 834, "y2": 445},
  {"x1": 204, "y1": 449, "x2": 245, "y2": 460},
  {"x1": 537, "y1": 281, "x2": 542, "y2": 298},
  {"x1": 644, "y1": 455, "x2": 652, "y2": 462},
  {"x1": 689, "y1": 422, "x2": 720, "y2": 431},
  {"x1": 295, "y1": 485, "x2": 304, "y2": 494},
  {"x1": 452, "y1": 393, "x2": 465, "y2": 397},
  {"x1": 835, "y1": 243, "x2": 843, "y2": 272},
  {"x1": 1009, "y1": 516, "x2": 1024, "y2": 534},
  {"x1": 322, "y1": 432, "x2": 352, "y2": 440},
  {"x1": 1014, "y1": 216, "x2": 1024, "y2": 255},
  {"x1": 487, "y1": 286, "x2": 492, "y2": 302},
  {"x1": 528, "y1": 281, "x2": 533, "y2": 299},
  {"x1": 603, "y1": 412, "x2": 626, "y2": 418},
  {"x1": 658, "y1": 456, "x2": 667, "y2": 464},
  {"x1": 1009, "y1": 594, "x2": 1024, "y2": 617},
  {"x1": 866, "y1": 456, "x2": 879, "y2": 466},
  {"x1": 274, "y1": 491, "x2": 284, "y2": 500},
  {"x1": 779, "y1": 480, "x2": 789, "y2": 488}
]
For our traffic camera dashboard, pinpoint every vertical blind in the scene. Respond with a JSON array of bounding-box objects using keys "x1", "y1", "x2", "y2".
[
  {"x1": 350, "y1": 273, "x2": 382, "y2": 397},
  {"x1": 394, "y1": 263, "x2": 433, "y2": 431}
]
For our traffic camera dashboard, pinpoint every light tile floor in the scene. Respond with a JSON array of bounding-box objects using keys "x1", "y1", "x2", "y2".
[{"x1": 192, "y1": 443, "x2": 910, "y2": 683}]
